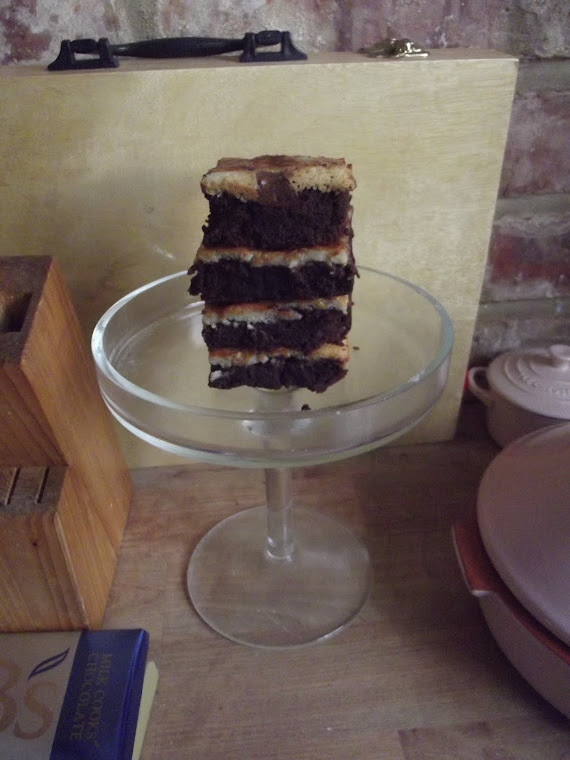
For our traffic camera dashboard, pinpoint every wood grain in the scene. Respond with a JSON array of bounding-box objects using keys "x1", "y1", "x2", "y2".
[
  {"x1": 0, "y1": 256, "x2": 131, "y2": 631},
  {"x1": 103, "y1": 406, "x2": 570, "y2": 759}
]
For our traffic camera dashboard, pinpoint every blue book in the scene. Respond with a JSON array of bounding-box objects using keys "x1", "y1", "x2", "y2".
[{"x1": 0, "y1": 628, "x2": 153, "y2": 760}]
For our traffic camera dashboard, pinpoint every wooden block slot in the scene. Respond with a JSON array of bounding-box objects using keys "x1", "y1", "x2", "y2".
[
  {"x1": 0, "y1": 291, "x2": 32, "y2": 333},
  {"x1": 0, "y1": 465, "x2": 85, "y2": 631},
  {"x1": 0, "y1": 256, "x2": 132, "y2": 632},
  {"x1": 0, "y1": 466, "x2": 58, "y2": 514}
]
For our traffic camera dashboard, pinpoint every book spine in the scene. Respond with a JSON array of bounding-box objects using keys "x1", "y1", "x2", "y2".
[{"x1": 51, "y1": 629, "x2": 149, "y2": 760}]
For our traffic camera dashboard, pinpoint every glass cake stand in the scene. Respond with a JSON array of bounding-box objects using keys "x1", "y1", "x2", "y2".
[{"x1": 92, "y1": 267, "x2": 453, "y2": 648}]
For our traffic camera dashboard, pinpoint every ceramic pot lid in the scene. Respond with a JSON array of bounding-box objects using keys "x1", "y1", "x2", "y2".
[
  {"x1": 477, "y1": 422, "x2": 570, "y2": 647},
  {"x1": 486, "y1": 344, "x2": 570, "y2": 419}
]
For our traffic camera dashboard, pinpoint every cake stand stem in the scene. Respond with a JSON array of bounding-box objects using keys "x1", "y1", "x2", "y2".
[
  {"x1": 265, "y1": 468, "x2": 294, "y2": 561},
  {"x1": 186, "y1": 464, "x2": 372, "y2": 648}
]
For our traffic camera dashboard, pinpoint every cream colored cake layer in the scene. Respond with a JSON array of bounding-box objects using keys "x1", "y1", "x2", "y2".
[
  {"x1": 195, "y1": 238, "x2": 350, "y2": 268},
  {"x1": 201, "y1": 155, "x2": 356, "y2": 201},
  {"x1": 202, "y1": 296, "x2": 349, "y2": 326},
  {"x1": 209, "y1": 340, "x2": 349, "y2": 368}
]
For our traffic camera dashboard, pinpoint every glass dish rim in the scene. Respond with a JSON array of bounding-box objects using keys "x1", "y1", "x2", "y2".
[{"x1": 91, "y1": 266, "x2": 454, "y2": 421}]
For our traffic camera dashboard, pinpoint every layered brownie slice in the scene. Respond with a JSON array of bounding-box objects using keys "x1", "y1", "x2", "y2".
[
  {"x1": 202, "y1": 296, "x2": 351, "y2": 353},
  {"x1": 189, "y1": 236, "x2": 356, "y2": 304},
  {"x1": 188, "y1": 155, "x2": 357, "y2": 392},
  {"x1": 199, "y1": 154, "x2": 355, "y2": 249},
  {"x1": 208, "y1": 342, "x2": 350, "y2": 394}
]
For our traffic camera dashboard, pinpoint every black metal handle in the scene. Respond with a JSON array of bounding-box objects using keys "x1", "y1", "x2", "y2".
[
  {"x1": 110, "y1": 32, "x2": 283, "y2": 58},
  {"x1": 47, "y1": 31, "x2": 304, "y2": 70}
]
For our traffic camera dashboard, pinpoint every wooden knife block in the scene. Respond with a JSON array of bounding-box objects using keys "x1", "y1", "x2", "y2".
[{"x1": 0, "y1": 256, "x2": 132, "y2": 632}]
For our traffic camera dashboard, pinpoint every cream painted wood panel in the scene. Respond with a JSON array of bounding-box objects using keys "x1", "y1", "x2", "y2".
[{"x1": 0, "y1": 50, "x2": 517, "y2": 466}]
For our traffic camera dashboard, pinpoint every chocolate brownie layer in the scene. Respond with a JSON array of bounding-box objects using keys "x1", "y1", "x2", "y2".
[
  {"x1": 202, "y1": 300, "x2": 351, "y2": 353},
  {"x1": 202, "y1": 191, "x2": 351, "y2": 250},
  {"x1": 189, "y1": 259, "x2": 356, "y2": 303},
  {"x1": 208, "y1": 342, "x2": 349, "y2": 392},
  {"x1": 209, "y1": 357, "x2": 347, "y2": 393}
]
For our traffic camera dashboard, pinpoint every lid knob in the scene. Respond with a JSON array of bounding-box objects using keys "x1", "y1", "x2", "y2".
[{"x1": 548, "y1": 344, "x2": 570, "y2": 371}]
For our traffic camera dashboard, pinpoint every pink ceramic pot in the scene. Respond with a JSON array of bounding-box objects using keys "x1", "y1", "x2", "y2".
[
  {"x1": 453, "y1": 423, "x2": 570, "y2": 718},
  {"x1": 468, "y1": 344, "x2": 570, "y2": 447}
]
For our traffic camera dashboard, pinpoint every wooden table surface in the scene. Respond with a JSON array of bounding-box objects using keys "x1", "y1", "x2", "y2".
[{"x1": 103, "y1": 405, "x2": 570, "y2": 759}]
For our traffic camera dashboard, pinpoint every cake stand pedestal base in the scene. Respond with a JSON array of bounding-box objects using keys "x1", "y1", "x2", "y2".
[{"x1": 187, "y1": 501, "x2": 372, "y2": 648}]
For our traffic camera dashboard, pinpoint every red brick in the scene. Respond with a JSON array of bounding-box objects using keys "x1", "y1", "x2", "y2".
[
  {"x1": 471, "y1": 301, "x2": 570, "y2": 365},
  {"x1": 486, "y1": 231, "x2": 570, "y2": 297},
  {"x1": 500, "y1": 91, "x2": 570, "y2": 197},
  {"x1": 484, "y1": 202, "x2": 570, "y2": 301},
  {"x1": 0, "y1": 0, "x2": 51, "y2": 64},
  {"x1": 0, "y1": 1, "x2": 132, "y2": 64}
]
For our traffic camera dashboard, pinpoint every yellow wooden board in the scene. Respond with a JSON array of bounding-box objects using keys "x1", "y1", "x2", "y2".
[{"x1": 0, "y1": 50, "x2": 517, "y2": 466}]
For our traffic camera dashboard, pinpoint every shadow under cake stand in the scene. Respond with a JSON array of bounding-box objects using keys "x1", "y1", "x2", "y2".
[{"x1": 92, "y1": 267, "x2": 453, "y2": 648}]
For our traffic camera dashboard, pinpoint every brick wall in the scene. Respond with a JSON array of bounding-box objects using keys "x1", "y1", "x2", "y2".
[{"x1": 1, "y1": 0, "x2": 568, "y2": 364}]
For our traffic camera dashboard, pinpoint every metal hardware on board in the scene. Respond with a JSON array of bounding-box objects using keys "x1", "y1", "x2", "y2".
[
  {"x1": 48, "y1": 38, "x2": 118, "y2": 71},
  {"x1": 358, "y1": 38, "x2": 429, "y2": 58},
  {"x1": 47, "y1": 31, "x2": 307, "y2": 71},
  {"x1": 239, "y1": 31, "x2": 307, "y2": 62}
]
